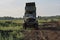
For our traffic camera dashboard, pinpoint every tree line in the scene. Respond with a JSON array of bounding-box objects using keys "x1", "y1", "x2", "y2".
[
  {"x1": 0, "y1": 16, "x2": 23, "y2": 20},
  {"x1": 38, "y1": 15, "x2": 60, "y2": 20},
  {"x1": 0, "y1": 15, "x2": 60, "y2": 20}
]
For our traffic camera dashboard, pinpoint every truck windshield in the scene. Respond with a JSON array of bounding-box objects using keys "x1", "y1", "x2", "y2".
[{"x1": 29, "y1": 11, "x2": 33, "y2": 14}]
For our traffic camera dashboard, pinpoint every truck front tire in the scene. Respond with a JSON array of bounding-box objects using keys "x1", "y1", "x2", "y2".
[{"x1": 23, "y1": 23, "x2": 27, "y2": 29}]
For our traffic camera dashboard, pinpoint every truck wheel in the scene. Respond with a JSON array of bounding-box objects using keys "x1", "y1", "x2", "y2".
[
  {"x1": 34, "y1": 23, "x2": 39, "y2": 30},
  {"x1": 23, "y1": 23, "x2": 27, "y2": 29}
]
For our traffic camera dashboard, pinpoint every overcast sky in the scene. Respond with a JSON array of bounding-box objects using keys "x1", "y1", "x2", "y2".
[{"x1": 0, "y1": 0, "x2": 60, "y2": 17}]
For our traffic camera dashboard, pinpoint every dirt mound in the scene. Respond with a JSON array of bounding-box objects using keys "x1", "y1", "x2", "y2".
[{"x1": 24, "y1": 30, "x2": 60, "y2": 40}]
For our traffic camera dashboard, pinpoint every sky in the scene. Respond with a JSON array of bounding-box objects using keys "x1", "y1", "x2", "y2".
[{"x1": 0, "y1": 0, "x2": 60, "y2": 18}]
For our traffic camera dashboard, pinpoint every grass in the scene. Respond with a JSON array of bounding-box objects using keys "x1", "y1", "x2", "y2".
[
  {"x1": 0, "y1": 19, "x2": 60, "y2": 40},
  {"x1": 0, "y1": 19, "x2": 23, "y2": 30},
  {"x1": 0, "y1": 19, "x2": 59, "y2": 30},
  {"x1": 0, "y1": 26, "x2": 23, "y2": 31}
]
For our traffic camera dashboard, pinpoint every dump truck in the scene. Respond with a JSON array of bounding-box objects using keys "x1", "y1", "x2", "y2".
[{"x1": 23, "y1": 2, "x2": 38, "y2": 29}]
